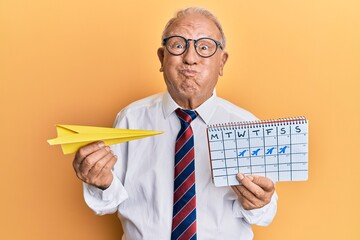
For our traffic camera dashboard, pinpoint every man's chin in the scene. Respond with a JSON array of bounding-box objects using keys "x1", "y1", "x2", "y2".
[{"x1": 179, "y1": 89, "x2": 199, "y2": 98}]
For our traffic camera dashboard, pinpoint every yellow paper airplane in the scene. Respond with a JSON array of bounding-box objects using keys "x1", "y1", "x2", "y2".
[{"x1": 47, "y1": 125, "x2": 163, "y2": 154}]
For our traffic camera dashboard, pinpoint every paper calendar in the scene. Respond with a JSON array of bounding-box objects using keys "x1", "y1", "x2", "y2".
[{"x1": 207, "y1": 117, "x2": 308, "y2": 187}]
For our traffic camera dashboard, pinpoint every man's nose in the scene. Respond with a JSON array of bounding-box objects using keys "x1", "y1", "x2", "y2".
[{"x1": 182, "y1": 41, "x2": 199, "y2": 65}]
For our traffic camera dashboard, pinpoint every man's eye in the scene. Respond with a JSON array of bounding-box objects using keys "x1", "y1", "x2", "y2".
[
  {"x1": 200, "y1": 45, "x2": 209, "y2": 50},
  {"x1": 175, "y1": 44, "x2": 184, "y2": 49}
]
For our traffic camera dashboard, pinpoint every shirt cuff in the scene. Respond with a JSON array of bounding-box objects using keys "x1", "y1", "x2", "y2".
[
  {"x1": 85, "y1": 176, "x2": 126, "y2": 200},
  {"x1": 232, "y1": 192, "x2": 278, "y2": 226},
  {"x1": 83, "y1": 175, "x2": 128, "y2": 215}
]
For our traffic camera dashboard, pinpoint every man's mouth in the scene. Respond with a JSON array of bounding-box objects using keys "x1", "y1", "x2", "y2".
[{"x1": 179, "y1": 69, "x2": 198, "y2": 77}]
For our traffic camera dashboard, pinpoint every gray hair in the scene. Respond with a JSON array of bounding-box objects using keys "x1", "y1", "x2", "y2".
[{"x1": 161, "y1": 7, "x2": 227, "y2": 48}]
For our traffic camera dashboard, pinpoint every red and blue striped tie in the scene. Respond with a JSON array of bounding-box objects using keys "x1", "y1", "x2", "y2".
[{"x1": 171, "y1": 108, "x2": 198, "y2": 240}]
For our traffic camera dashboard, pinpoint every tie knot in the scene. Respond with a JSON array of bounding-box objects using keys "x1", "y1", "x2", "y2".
[{"x1": 175, "y1": 108, "x2": 198, "y2": 124}]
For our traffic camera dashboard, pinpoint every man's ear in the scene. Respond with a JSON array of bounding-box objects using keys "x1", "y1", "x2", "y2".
[
  {"x1": 219, "y1": 51, "x2": 229, "y2": 76},
  {"x1": 157, "y1": 47, "x2": 165, "y2": 72}
]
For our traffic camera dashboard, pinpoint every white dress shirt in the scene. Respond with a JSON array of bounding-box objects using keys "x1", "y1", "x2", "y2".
[{"x1": 84, "y1": 91, "x2": 278, "y2": 240}]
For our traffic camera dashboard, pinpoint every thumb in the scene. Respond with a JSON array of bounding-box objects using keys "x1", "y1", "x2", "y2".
[{"x1": 247, "y1": 175, "x2": 275, "y2": 191}]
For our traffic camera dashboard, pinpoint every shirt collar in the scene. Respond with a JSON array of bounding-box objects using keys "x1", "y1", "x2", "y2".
[{"x1": 162, "y1": 91, "x2": 217, "y2": 125}]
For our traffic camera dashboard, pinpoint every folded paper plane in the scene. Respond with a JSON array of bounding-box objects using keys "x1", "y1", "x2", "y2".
[{"x1": 47, "y1": 125, "x2": 163, "y2": 154}]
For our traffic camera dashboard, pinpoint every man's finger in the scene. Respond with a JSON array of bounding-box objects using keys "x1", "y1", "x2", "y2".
[
  {"x1": 73, "y1": 141, "x2": 106, "y2": 171},
  {"x1": 101, "y1": 154, "x2": 117, "y2": 174},
  {"x1": 74, "y1": 141, "x2": 106, "y2": 164},
  {"x1": 78, "y1": 146, "x2": 111, "y2": 176},
  {"x1": 236, "y1": 173, "x2": 266, "y2": 199},
  {"x1": 231, "y1": 186, "x2": 251, "y2": 209},
  {"x1": 232, "y1": 185, "x2": 262, "y2": 207},
  {"x1": 87, "y1": 151, "x2": 117, "y2": 179},
  {"x1": 249, "y1": 175, "x2": 275, "y2": 191}
]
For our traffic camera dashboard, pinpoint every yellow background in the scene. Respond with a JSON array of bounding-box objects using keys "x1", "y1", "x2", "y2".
[{"x1": 1, "y1": 0, "x2": 359, "y2": 239}]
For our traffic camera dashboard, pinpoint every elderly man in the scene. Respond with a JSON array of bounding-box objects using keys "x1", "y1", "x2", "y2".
[{"x1": 73, "y1": 7, "x2": 277, "y2": 240}]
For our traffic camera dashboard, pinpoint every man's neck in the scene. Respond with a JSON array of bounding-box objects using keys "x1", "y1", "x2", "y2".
[{"x1": 171, "y1": 94, "x2": 212, "y2": 110}]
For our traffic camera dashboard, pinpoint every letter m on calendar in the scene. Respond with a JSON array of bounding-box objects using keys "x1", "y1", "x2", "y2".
[{"x1": 206, "y1": 117, "x2": 309, "y2": 187}]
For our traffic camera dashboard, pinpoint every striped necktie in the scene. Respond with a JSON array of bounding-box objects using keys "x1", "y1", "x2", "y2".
[{"x1": 171, "y1": 108, "x2": 198, "y2": 240}]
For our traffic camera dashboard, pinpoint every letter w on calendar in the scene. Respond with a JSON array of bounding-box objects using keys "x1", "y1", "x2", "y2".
[{"x1": 206, "y1": 117, "x2": 309, "y2": 187}]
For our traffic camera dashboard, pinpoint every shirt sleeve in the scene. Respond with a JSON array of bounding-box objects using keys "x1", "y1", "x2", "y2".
[{"x1": 232, "y1": 191, "x2": 278, "y2": 226}]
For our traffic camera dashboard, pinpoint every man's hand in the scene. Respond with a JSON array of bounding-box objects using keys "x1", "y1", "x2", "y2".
[
  {"x1": 73, "y1": 141, "x2": 117, "y2": 190},
  {"x1": 232, "y1": 173, "x2": 275, "y2": 210}
]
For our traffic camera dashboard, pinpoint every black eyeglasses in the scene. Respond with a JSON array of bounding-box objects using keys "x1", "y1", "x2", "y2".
[{"x1": 162, "y1": 35, "x2": 223, "y2": 58}]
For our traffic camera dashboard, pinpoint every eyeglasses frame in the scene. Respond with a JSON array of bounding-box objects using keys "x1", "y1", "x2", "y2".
[{"x1": 162, "y1": 35, "x2": 223, "y2": 58}]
